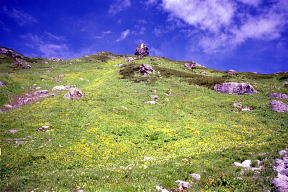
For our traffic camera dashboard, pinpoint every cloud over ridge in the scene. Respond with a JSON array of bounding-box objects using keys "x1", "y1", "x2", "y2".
[{"x1": 161, "y1": 0, "x2": 288, "y2": 53}]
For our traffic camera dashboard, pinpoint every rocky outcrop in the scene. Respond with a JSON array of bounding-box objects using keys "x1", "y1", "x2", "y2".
[
  {"x1": 0, "y1": 47, "x2": 22, "y2": 59},
  {"x1": 269, "y1": 93, "x2": 288, "y2": 99},
  {"x1": 270, "y1": 100, "x2": 288, "y2": 112},
  {"x1": 63, "y1": 88, "x2": 84, "y2": 99},
  {"x1": 184, "y1": 62, "x2": 205, "y2": 70},
  {"x1": 135, "y1": 43, "x2": 149, "y2": 57},
  {"x1": 273, "y1": 149, "x2": 288, "y2": 192},
  {"x1": 49, "y1": 58, "x2": 62, "y2": 62},
  {"x1": 214, "y1": 82, "x2": 257, "y2": 95},
  {"x1": 226, "y1": 69, "x2": 237, "y2": 75},
  {"x1": 139, "y1": 64, "x2": 155, "y2": 75}
]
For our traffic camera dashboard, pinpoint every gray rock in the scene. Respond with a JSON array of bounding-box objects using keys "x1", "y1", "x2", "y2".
[
  {"x1": 175, "y1": 180, "x2": 190, "y2": 190},
  {"x1": 200, "y1": 71, "x2": 208, "y2": 75},
  {"x1": 190, "y1": 173, "x2": 201, "y2": 180},
  {"x1": 145, "y1": 101, "x2": 158, "y2": 105},
  {"x1": 273, "y1": 149, "x2": 288, "y2": 192},
  {"x1": 270, "y1": 100, "x2": 288, "y2": 112},
  {"x1": 241, "y1": 106, "x2": 253, "y2": 111},
  {"x1": 64, "y1": 88, "x2": 84, "y2": 99},
  {"x1": 135, "y1": 43, "x2": 149, "y2": 57},
  {"x1": 283, "y1": 81, "x2": 288, "y2": 87},
  {"x1": 184, "y1": 62, "x2": 196, "y2": 70},
  {"x1": 49, "y1": 57, "x2": 61, "y2": 62},
  {"x1": 139, "y1": 64, "x2": 155, "y2": 75},
  {"x1": 232, "y1": 103, "x2": 242, "y2": 108},
  {"x1": 226, "y1": 69, "x2": 237, "y2": 75},
  {"x1": 214, "y1": 82, "x2": 257, "y2": 95},
  {"x1": 269, "y1": 93, "x2": 288, "y2": 99},
  {"x1": 125, "y1": 57, "x2": 136, "y2": 62},
  {"x1": 33, "y1": 90, "x2": 50, "y2": 97},
  {"x1": 150, "y1": 95, "x2": 159, "y2": 100},
  {"x1": 52, "y1": 85, "x2": 72, "y2": 91},
  {"x1": 9, "y1": 129, "x2": 17, "y2": 134},
  {"x1": 0, "y1": 81, "x2": 5, "y2": 86}
]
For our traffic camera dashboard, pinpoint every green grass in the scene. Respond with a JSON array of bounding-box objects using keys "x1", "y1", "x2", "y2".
[{"x1": 0, "y1": 53, "x2": 287, "y2": 191}]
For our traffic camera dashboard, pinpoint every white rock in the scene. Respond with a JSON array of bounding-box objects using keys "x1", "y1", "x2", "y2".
[
  {"x1": 145, "y1": 101, "x2": 158, "y2": 105},
  {"x1": 175, "y1": 180, "x2": 190, "y2": 190},
  {"x1": 242, "y1": 160, "x2": 252, "y2": 168},
  {"x1": 190, "y1": 173, "x2": 201, "y2": 180},
  {"x1": 155, "y1": 186, "x2": 169, "y2": 192},
  {"x1": 3, "y1": 104, "x2": 13, "y2": 109},
  {"x1": 42, "y1": 125, "x2": 49, "y2": 129},
  {"x1": 79, "y1": 78, "x2": 84, "y2": 81},
  {"x1": 52, "y1": 85, "x2": 71, "y2": 91}
]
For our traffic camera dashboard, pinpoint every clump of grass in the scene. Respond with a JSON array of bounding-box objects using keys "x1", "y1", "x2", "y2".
[
  {"x1": 185, "y1": 76, "x2": 228, "y2": 88},
  {"x1": 239, "y1": 72, "x2": 275, "y2": 80}
]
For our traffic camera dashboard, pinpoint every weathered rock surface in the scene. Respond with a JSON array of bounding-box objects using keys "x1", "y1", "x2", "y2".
[
  {"x1": 0, "y1": 47, "x2": 22, "y2": 59},
  {"x1": 0, "y1": 81, "x2": 5, "y2": 86},
  {"x1": 175, "y1": 180, "x2": 190, "y2": 190},
  {"x1": 52, "y1": 85, "x2": 72, "y2": 91},
  {"x1": 226, "y1": 69, "x2": 237, "y2": 75},
  {"x1": 135, "y1": 43, "x2": 149, "y2": 57},
  {"x1": 269, "y1": 93, "x2": 288, "y2": 99},
  {"x1": 49, "y1": 57, "x2": 61, "y2": 62},
  {"x1": 184, "y1": 62, "x2": 206, "y2": 69},
  {"x1": 270, "y1": 100, "x2": 288, "y2": 112},
  {"x1": 150, "y1": 95, "x2": 159, "y2": 100},
  {"x1": 190, "y1": 173, "x2": 201, "y2": 180},
  {"x1": 139, "y1": 64, "x2": 155, "y2": 75},
  {"x1": 214, "y1": 82, "x2": 257, "y2": 95},
  {"x1": 63, "y1": 88, "x2": 84, "y2": 99},
  {"x1": 273, "y1": 149, "x2": 288, "y2": 192}
]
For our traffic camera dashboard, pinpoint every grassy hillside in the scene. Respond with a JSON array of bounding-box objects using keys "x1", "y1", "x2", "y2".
[{"x1": 0, "y1": 51, "x2": 287, "y2": 191}]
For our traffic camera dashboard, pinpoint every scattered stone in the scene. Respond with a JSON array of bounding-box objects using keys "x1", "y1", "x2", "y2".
[
  {"x1": 76, "y1": 189, "x2": 84, "y2": 192},
  {"x1": 226, "y1": 69, "x2": 237, "y2": 75},
  {"x1": 125, "y1": 57, "x2": 136, "y2": 62},
  {"x1": 49, "y1": 57, "x2": 61, "y2": 62},
  {"x1": 155, "y1": 186, "x2": 169, "y2": 192},
  {"x1": 232, "y1": 103, "x2": 242, "y2": 108},
  {"x1": 139, "y1": 64, "x2": 155, "y2": 75},
  {"x1": 150, "y1": 95, "x2": 159, "y2": 100},
  {"x1": 273, "y1": 149, "x2": 288, "y2": 192},
  {"x1": 164, "y1": 90, "x2": 172, "y2": 96},
  {"x1": 9, "y1": 129, "x2": 17, "y2": 134},
  {"x1": 283, "y1": 81, "x2": 288, "y2": 87},
  {"x1": 269, "y1": 93, "x2": 288, "y2": 99},
  {"x1": 37, "y1": 125, "x2": 51, "y2": 132},
  {"x1": 115, "y1": 63, "x2": 124, "y2": 67},
  {"x1": 190, "y1": 173, "x2": 201, "y2": 180},
  {"x1": 79, "y1": 77, "x2": 84, "y2": 81},
  {"x1": 200, "y1": 71, "x2": 208, "y2": 75},
  {"x1": 241, "y1": 106, "x2": 253, "y2": 111},
  {"x1": 270, "y1": 100, "x2": 288, "y2": 112},
  {"x1": 44, "y1": 61, "x2": 49, "y2": 64},
  {"x1": 151, "y1": 89, "x2": 157, "y2": 93},
  {"x1": 145, "y1": 101, "x2": 158, "y2": 105},
  {"x1": 52, "y1": 85, "x2": 72, "y2": 91},
  {"x1": 6, "y1": 136, "x2": 32, "y2": 146},
  {"x1": 58, "y1": 74, "x2": 65, "y2": 78},
  {"x1": 214, "y1": 82, "x2": 257, "y2": 95},
  {"x1": 33, "y1": 90, "x2": 50, "y2": 97},
  {"x1": 175, "y1": 180, "x2": 190, "y2": 190},
  {"x1": 135, "y1": 43, "x2": 149, "y2": 57},
  {"x1": 64, "y1": 88, "x2": 84, "y2": 99},
  {"x1": 3, "y1": 104, "x2": 13, "y2": 109},
  {"x1": 234, "y1": 160, "x2": 252, "y2": 168},
  {"x1": 0, "y1": 81, "x2": 5, "y2": 86},
  {"x1": 184, "y1": 62, "x2": 197, "y2": 70},
  {"x1": 75, "y1": 59, "x2": 81, "y2": 62}
]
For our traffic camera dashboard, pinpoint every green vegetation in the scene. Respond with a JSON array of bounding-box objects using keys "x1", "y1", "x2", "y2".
[{"x1": 0, "y1": 52, "x2": 287, "y2": 191}]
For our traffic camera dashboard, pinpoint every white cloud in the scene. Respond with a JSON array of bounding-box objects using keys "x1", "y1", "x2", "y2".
[
  {"x1": 160, "y1": 0, "x2": 288, "y2": 53},
  {"x1": 2, "y1": 6, "x2": 37, "y2": 26},
  {"x1": 116, "y1": 29, "x2": 130, "y2": 42},
  {"x1": 162, "y1": 0, "x2": 235, "y2": 33},
  {"x1": 109, "y1": 0, "x2": 131, "y2": 15}
]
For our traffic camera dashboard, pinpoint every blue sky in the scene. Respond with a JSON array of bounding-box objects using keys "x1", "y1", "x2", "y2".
[{"x1": 0, "y1": 0, "x2": 288, "y2": 74}]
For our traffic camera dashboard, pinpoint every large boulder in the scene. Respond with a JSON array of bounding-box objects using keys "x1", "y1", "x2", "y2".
[
  {"x1": 270, "y1": 100, "x2": 288, "y2": 112},
  {"x1": 214, "y1": 82, "x2": 257, "y2": 95},
  {"x1": 135, "y1": 43, "x2": 149, "y2": 57},
  {"x1": 139, "y1": 64, "x2": 155, "y2": 75},
  {"x1": 0, "y1": 47, "x2": 22, "y2": 59},
  {"x1": 63, "y1": 88, "x2": 84, "y2": 99},
  {"x1": 184, "y1": 62, "x2": 205, "y2": 70}
]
